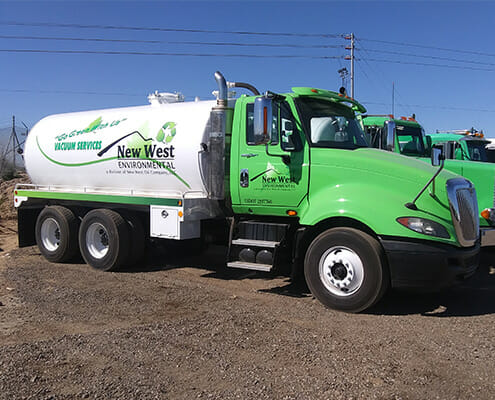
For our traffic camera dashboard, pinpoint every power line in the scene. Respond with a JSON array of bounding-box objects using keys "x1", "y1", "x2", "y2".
[
  {"x1": 0, "y1": 48, "x2": 345, "y2": 59},
  {"x1": 352, "y1": 42, "x2": 395, "y2": 102},
  {"x1": 360, "y1": 37, "x2": 495, "y2": 58},
  {"x1": 363, "y1": 101, "x2": 495, "y2": 113},
  {"x1": 0, "y1": 34, "x2": 345, "y2": 50},
  {"x1": 0, "y1": 21, "x2": 344, "y2": 38},
  {"x1": 356, "y1": 46, "x2": 495, "y2": 67},
  {"x1": 2, "y1": 47, "x2": 491, "y2": 71},
  {"x1": 0, "y1": 88, "x2": 144, "y2": 96},
  {"x1": 359, "y1": 57, "x2": 494, "y2": 72},
  {"x1": 6, "y1": 88, "x2": 494, "y2": 114},
  {"x1": 354, "y1": 59, "x2": 409, "y2": 115},
  {"x1": 3, "y1": 21, "x2": 493, "y2": 60},
  {"x1": 356, "y1": 40, "x2": 441, "y2": 116}
]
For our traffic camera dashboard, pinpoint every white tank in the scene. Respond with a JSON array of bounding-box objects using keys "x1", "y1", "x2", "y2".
[{"x1": 24, "y1": 100, "x2": 217, "y2": 197}]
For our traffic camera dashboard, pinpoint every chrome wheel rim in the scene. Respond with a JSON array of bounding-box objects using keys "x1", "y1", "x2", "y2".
[
  {"x1": 319, "y1": 246, "x2": 364, "y2": 297},
  {"x1": 86, "y1": 222, "x2": 109, "y2": 259},
  {"x1": 40, "y1": 217, "x2": 61, "y2": 252}
]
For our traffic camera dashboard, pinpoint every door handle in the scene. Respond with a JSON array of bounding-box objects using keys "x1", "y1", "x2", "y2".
[{"x1": 241, "y1": 153, "x2": 258, "y2": 158}]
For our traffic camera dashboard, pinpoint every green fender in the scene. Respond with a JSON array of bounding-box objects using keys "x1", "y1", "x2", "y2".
[{"x1": 298, "y1": 178, "x2": 459, "y2": 247}]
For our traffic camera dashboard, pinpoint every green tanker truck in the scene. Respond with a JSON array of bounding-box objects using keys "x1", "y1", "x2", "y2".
[
  {"x1": 361, "y1": 115, "x2": 495, "y2": 246},
  {"x1": 428, "y1": 129, "x2": 491, "y2": 163},
  {"x1": 15, "y1": 73, "x2": 480, "y2": 313}
]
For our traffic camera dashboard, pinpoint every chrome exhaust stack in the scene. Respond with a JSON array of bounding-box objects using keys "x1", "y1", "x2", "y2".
[{"x1": 208, "y1": 71, "x2": 228, "y2": 200}]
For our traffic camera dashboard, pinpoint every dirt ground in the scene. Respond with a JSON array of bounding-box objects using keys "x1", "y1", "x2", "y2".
[{"x1": 1, "y1": 179, "x2": 495, "y2": 399}]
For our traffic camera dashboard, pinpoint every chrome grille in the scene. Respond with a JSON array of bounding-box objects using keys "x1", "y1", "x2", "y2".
[
  {"x1": 456, "y1": 189, "x2": 478, "y2": 242},
  {"x1": 447, "y1": 178, "x2": 479, "y2": 247}
]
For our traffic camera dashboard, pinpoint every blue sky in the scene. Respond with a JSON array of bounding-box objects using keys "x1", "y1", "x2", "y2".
[{"x1": 1, "y1": 0, "x2": 494, "y2": 137}]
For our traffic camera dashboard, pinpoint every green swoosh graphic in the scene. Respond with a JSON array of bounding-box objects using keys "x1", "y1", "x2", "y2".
[
  {"x1": 147, "y1": 158, "x2": 191, "y2": 189},
  {"x1": 37, "y1": 136, "x2": 117, "y2": 166},
  {"x1": 37, "y1": 136, "x2": 191, "y2": 189}
]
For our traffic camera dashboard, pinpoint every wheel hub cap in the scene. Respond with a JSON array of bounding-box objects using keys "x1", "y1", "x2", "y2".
[
  {"x1": 86, "y1": 223, "x2": 109, "y2": 259},
  {"x1": 331, "y1": 263, "x2": 348, "y2": 280},
  {"x1": 40, "y1": 218, "x2": 61, "y2": 252},
  {"x1": 319, "y1": 246, "x2": 364, "y2": 297}
]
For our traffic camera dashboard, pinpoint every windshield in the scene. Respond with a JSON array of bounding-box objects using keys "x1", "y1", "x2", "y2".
[
  {"x1": 464, "y1": 140, "x2": 490, "y2": 162},
  {"x1": 295, "y1": 97, "x2": 368, "y2": 149},
  {"x1": 396, "y1": 125, "x2": 426, "y2": 156}
]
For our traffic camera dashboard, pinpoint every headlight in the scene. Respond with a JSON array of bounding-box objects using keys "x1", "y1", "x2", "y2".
[{"x1": 397, "y1": 217, "x2": 450, "y2": 239}]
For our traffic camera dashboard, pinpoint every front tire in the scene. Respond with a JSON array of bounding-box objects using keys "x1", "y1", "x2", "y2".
[
  {"x1": 35, "y1": 206, "x2": 79, "y2": 263},
  {"x1": 304, "y1": 227, "x2": 388, "y2": 313},
  {"x1": 79, "y1": 209, "x2": 130, "y2": 271}
]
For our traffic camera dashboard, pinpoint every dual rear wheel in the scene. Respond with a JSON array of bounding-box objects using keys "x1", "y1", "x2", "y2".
[
  {"x1": 35, "y1": 206, "x2": 144, "y2": 271},
  {"x1": 35, "y1": 206, "x2": 79, "y2": 263}
]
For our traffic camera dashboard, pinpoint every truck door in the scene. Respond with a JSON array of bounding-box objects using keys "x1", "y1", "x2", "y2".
[{"x1": 234, "y1": 99, "x2": 309, "y2": 209}]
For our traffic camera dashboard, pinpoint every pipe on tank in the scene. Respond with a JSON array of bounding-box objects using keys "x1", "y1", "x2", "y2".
[{"x1": 228, "y1": 81, "x2": 260, "y2": 96}]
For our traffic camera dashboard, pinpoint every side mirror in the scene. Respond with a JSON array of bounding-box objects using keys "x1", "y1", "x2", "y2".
[
  {"x1": 384, "y1": 120, "x2": 396, "y2": 151},
  {"x1": 254, "y1": 96, "x2": 272, "y2": 145},
  {"x1": 431, "y1": 144, "x2": 444, "y2": 167}
]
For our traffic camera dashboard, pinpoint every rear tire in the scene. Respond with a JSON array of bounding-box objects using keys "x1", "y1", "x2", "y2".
[
  {"x1": 79, "y1": 209, "x2": 130, "y2": 271},
  {"x1": 304, "y1": 227, "x2": 388, "y2": 313},
  {"x1": 35, "y1": 206, "x2": 79, "y2": 263}
]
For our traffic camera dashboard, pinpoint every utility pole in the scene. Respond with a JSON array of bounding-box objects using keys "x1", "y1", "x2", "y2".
[
  {"x1": 0, "y1": 115, "x2": 24, "y2": 176},
  {"x1": 344, "y1": 33, "x2": 355, "y2": 98},
  {"x1": 12, "y1": 116, "x2": 16, "y2": 171},
  {"x1": 392, "y1": 82, "x2": 395, "y2": 117}
]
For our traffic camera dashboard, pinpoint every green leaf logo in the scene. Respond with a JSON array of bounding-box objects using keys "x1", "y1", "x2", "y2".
[
  {"x1": 84, "y1": 117, "x2": 102, "y2": 132},
  {"x1": 156, "y1": 122, "x2": 176, "y2": 143},
  {"x1": 156, "y1": 130, "x2": 165, "y2": 142}
]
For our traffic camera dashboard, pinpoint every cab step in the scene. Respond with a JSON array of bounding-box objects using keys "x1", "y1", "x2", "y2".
[
  {"x1": 231, "y1": 238, "x2": 279, "y2": 248},
  {"x1": 227, "y1": 261, "x2": 272, "y2": 272},
  {"x1": 236, "y1": 221, "x2": 288, "y2": 242},
  {"x1": 227, "y1": 220, "x2": 290, "y2": 273}
]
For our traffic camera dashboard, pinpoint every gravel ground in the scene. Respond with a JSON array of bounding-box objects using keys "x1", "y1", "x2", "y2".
[
  {"x1": 0, "y1": 173, "x2": 29, "y2": 222},
  {"x1": 1, "y1": 227, "x2": 495, "y2": 399}
]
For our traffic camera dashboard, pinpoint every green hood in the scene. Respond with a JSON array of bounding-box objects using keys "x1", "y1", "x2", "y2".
[
  {"x1": 302, "y1": 147, "x2": 463, "y2": 244},
  {"x1": 312, "y1": 147, "x2": 459, "y2": 186}
]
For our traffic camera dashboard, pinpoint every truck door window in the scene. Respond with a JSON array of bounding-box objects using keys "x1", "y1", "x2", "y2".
[
  {"x1": 246, "y1": 101, "x2": 300, "y2": 150},
  {"x1": 279, "y1": 102, "x2": 301, "y2": 151},
  {"x1": 396, "y1": 125, "x2": 425, "y2": 156},
  {"x1": 364, "y1": 125, "x2": 384, "y2": 149},
  {"x1": 465, "y1": 140, "x2": 489, "y2": 162}
]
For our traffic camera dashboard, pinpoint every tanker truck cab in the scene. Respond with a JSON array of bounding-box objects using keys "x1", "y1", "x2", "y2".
[
  {"x1": 228, "y1": 88, "x2": 479, "y2": 312},
  {"x1": 362, "y1": 115, "x2": 428, "y2": 157},
  {"x1": 427, "y1": 130, "x2": 491, "y2": 163},
  {"x1": 15, "y1": 72, "x2": 480, "y2": 313},
  {"x1": 362, "y1": 115, "x2": 495, "y2": 247},
  {"x1": 232, "y1": 90, "x2": 369, "y2": 212}
]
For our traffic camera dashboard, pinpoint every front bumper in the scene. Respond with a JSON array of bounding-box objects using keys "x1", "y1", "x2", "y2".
[
  {"x1": 380, "y1": 238, "x2": 480, "y2": 290},
  {"x1": 481, "y1": 227, "x2": 495, "y2": 247}
]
